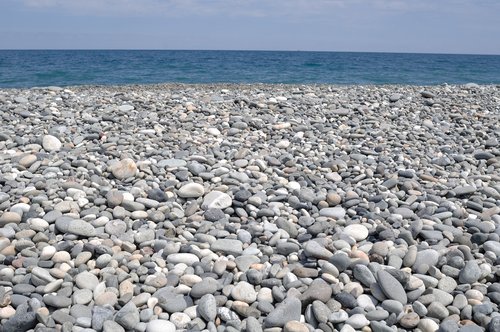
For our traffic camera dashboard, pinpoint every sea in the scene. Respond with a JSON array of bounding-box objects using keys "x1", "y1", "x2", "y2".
[{"x1": 1, "y1": 50, "x2": 500, "y2": 88}]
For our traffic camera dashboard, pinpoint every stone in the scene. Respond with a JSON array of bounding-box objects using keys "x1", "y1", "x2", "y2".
[
  {"x1": 231, "y1": 281, "x2": 257, "y2": 303},
  {"x1": 377, "y1": 269, "x2": 407, "y2": 304},
  {"x1": 304, "y1": 240, "x2": 333, "y2": 260},
  {"x1": 197, "y1": 294, "x2": 217, "y2": 322},
  {"x1": 459, "y1": 260, "x2": 482, "y2": 284},
  {"x1": 190, "y1": 277, "x2": 219, "y2": 298},
  {"x1": 211, "y1": 239, "x2": 243, "y2": 256},
  {"x1": 166, "y1": 253, "x2": 199, "y2": 265},
  {"x1": 146, "y1": 320, "x2": 176, "y2": 332},
  {"x1": 319, "y1": 207, "x2": 346, "y2": 219},
  {"x1": 283, "y1": 320, "x2": 309, "y2": 332},
  {"x1": 202, "y1": 191, "x2": 232, "y2": 210},
  {"x1": 344, "y1": 224, "x2": 369, "y2": 241},
  {"x1": 42, "y1": 135, "x2": 62, "y2": 152},
  {"x1": 55, "y1": 218, "x2": 96, "y2": 237},
  {"x1": 264, "y1": 297, "x2": 301, "y2": 327},
  {"x1": 0, "y1": 212, "x2": 21, "y2": 226},
  {"x1": 110, "y1": 158, "x2": 137, "y2": 179},
  {"x1": 114, "y1": 301, "x2": 140, "y2": 330},
  {"x1": 346, "y1": 313, "x2": 370, "y2": 329},
  {"x1": 178, "y1": 183, "x2": 205, "y2": 198},
  {"x1": 75, "y1": 271, "x2": 99, "y2": 291}
]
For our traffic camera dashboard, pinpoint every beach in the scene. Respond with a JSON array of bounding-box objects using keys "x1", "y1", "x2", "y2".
[{"x1": 0, "y1": 83, "x2": 499, "y2": 332}]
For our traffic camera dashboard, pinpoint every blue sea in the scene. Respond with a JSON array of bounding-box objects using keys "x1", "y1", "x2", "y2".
[{"x1": 1, "y1": 50, "x2": 500, "y2": 88}]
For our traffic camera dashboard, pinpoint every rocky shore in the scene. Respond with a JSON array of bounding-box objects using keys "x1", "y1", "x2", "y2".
[{"x1": 0, "y1": 83, "x2": 499, "y2": 332}]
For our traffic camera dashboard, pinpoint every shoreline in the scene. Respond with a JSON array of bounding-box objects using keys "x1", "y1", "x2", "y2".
[
  {"x1": 0, "y1": 84, "x2": 499, "y2": 331},
  {"x1": 3, "y1": 82, "x2": 499, "y2": 91}
]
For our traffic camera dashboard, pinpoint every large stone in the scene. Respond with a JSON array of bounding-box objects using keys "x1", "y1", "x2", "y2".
[
  {"x1": 231, "y1": 281, "x2": 257, "y2": 303},
  {"x1": 114, "y1": 302, "x2": 139, "y2": 330},
  {"x1": 377, "y1": 269, "x2": 407, "y2": 304},
  {"x1": 319, "y1": 207, "x2": 346, "y2": 219},
  {"x1": 202, "y1": 191, "x2": 232, "y2": 210},
  {"x1": 264, "y1": 297, "x2": 301, "y2": 327},
  {"x1": 459, "y1": 260, "x2": 482, "y2": 284},
  {"x1": 344, "y1": 224, "x2": 369, "y2": 241},
  {"x1": 178, "y1": 183, "x2": 204, "y2": 198},
  {"x1": 42, "y1": 135, "x2": 62, "y2": 152},
  {"x1": 75, "y1": 271, "x2": 99, "y2": 291},
  {"x1": 211, "y1": 239, "x2": 243, "y2": 256},
  {"x1": 110, "y1": 158, "x2": 137, "y2": 179},
  {"x1": 304, "y1": 240, "x2": 333, "y2": 260},
  {"x1": 145, "y1": 320, "x2": 176, "y2": 332},
  {"x1": 197, "y1": 294, "x2": 217, "y2": 322},
  {"x1": 55, "y1": 218, "x2": 96, "y2": 237}
]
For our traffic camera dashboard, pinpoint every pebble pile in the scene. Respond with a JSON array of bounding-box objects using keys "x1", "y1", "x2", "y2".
[{"x1": 0, "y1": 83, "x2": 499, "y2": 332}]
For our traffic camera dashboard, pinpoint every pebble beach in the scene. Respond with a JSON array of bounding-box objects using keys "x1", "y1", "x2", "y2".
[{"x1": 0, "y1": 83, "x2": 499, "y2": 332}]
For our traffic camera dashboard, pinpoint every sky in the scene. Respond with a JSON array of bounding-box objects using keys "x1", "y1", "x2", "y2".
[{"x1": 0, "y1": 0, "x2": 499, "y2": 54}]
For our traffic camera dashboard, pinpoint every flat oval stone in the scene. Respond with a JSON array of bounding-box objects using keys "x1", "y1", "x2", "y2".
[
  {"x1": 377, "y1": 269, "x2": 407, "y2": 304},
  {"x1": 178, "y1": 183, "x2": 205, "y2": 198},
  {"x1": 344, "y1": 224, "x2": 369, "y2": 241}
]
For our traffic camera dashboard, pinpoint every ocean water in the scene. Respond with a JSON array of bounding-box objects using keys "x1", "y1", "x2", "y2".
[{"x1": 1, "y1": 50, "x2": 499, "y2": 88}]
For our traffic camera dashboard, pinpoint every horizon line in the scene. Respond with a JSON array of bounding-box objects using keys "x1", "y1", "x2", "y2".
[{"x1": 1, "y1": 48, "x2": 499, "y2": 57}]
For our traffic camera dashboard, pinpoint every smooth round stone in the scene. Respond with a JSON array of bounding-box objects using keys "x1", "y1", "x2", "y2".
[
  {"x1": 344, "y1": 224, "x2": 369, "y2": 241},
  {"x1": 43, "y1": 294, "x2": 71, "y2": 308},
  {"x1": 346, "y1": 314, "x2": 370, "y2": 329},
  {"x1": 110, "y1": 158, "x2": 137, "y2": 179},
  {"x1": 0, "y1": 306, "x2": 16, "y2": 319},
  {"x1": 319, "y1": 207, "x2": 346, "y2": 219},
  {"x1": 75, "y1": 271, "x2": 99, "y2": 291},
  {"x1": 283, "y1": 321, "x2": 309, "y2": 332},
  {"x1": 95, "y1": 292, "x2": 118, "y2": 307},
  {"x1": 73, "y1": 289, "x2": 93, "y2": 305},
  {"x1": 106, "y1": 190, "x2": 124, "y2": 207},
  {"x1": 418, "y1": 318, "x2": 440, "y2": 332},
  {"x1": 42, "y1": 135, "x2": 62, "y2": 152},
  {"x1": 19, "y1": 154, "x2": 37, "y2": 168},
  {"x1": 427, "y1": 302, "x2": 449, "y2": 320},
  {"x1": 382, "y1": 299, "x2": 404, "y2": 314},
  {"x1": 170, "y1": 312, "x2": 191, "y2": 329},
  {"x1": 40, "y1": 246, "x2": 57, "y2": 260},
  {"x1": 167, "y1": 253, "x2": 200, "y2": 265},
  {"x1": 145, "y1": 319, "x2": 176, "y2": 332},
  {"x1": 399, "y1": 312, "x2": 420, "y2": 328},
  {"x1": 413, "y1": 249, "x2": 439, "y2": 273},
  {"x1": 326, "y1": 193, "x2": 341, "y2": 206},
  {"x1": 483, "y1": 241, "x2": 500, "y2": 256},
  {"x1": 52, "y1": 251, "x2": 71, "y2": 263},
  {"x1": 231, "y1": 281, "x2": 257, "y2": 303},
  {"x1": 438, "y1": 276, "x2": 458, "y2": 292},
  {"x1": 329, "y1": 310, "x2": 349, "y2": 323},
  {"x1": 0, "y1": 212, "x2": 21, "y2": 225},
  {"x1": 118, "y1": 104, "x2": 134, "y2": 112},
  {"x1": 55, "y1": 218, "x2": 96, "y2": 237},
  {"x1": 202, "y1": 191, "x2": 232, "y2": 210},
  {"x1": 28, "y1": 218, "x2": 49, "y2": 231},
  {"x1": 178, "y1": 183, "x2": 205, "y2": 198},
  {"x1": 105, "y1": 219, "x2": 127, "y2": 235}
]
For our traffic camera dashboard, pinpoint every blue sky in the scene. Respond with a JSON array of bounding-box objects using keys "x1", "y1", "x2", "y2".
[{"x1": 0, "y1": 0, "x2": 499, "y2": 54}]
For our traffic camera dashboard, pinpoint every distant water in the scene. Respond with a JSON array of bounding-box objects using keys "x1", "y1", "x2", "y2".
[{"x1": 1, "y1": 50, "x2": 500, "y2": 88}]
